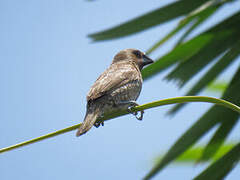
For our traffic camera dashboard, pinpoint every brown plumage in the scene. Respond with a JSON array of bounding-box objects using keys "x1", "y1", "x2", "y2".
[{"x1": 76, "y1": 49, "x2": 154, "y2": 137}]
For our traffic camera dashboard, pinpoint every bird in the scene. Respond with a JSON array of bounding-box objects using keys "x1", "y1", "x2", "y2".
[{"x1": 76, "y1": 49, "x2": 154, "y2": 137}]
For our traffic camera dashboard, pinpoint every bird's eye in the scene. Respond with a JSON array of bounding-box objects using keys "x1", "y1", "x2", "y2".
[{"x1": 133, "y1": 50, "x2": 142, "y2": 59}]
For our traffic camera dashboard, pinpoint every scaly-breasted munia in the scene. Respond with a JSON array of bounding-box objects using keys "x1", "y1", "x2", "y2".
[{"x1": 76, "y1": 49, "x2": 153, "y2": 136}]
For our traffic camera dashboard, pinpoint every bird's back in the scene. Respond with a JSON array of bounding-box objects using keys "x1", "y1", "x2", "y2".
[{"x1": 87, "y1": 61, "x2": 142, "y2": 104}]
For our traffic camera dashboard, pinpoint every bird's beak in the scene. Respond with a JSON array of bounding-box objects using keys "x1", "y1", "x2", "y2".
[{"x1": 143, "y1": 54, "x2": 154, "y2": 66}]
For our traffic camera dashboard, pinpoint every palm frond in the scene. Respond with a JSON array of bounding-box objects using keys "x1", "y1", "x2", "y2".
[
  {"x1": 168, "y1": 40, "x2": 240, "y2": 114},
  {"x1": 144, "y1": 66, "x2": 240, "y2": 180},
  {"x1": 89, "y1": 0, "x2": 209, "y2": 41}
]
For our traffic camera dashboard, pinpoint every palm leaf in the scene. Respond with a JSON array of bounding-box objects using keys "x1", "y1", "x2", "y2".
[
  {"x1": 168, "y1": 40, "x2": 240, "y2": 115},
  {"x1": 143, "y1": 66, "x2": 240, "y2": 180},
  {"x1": 147, "y1": 1, "x2": 220, "y2": 54},
  {"x1": 166, "y1": 11, "x2": 240, "y2": 87},
  {"x1": 197, "y1": 64, "x2": 240, "y2": 162},
  {"x1": 207, "y1": 81, "x2": 228, "y2": 92},
  {"x1": 198, "y1": 120, "x2": 238, "y2": 162},
  {"x1": 194, "y1": 143, "x2": 240, "y2": 180},
  {"x1": 154, "y1": 143, "x2": 235, "y2": 163},
  {"x1": 142, "y1": 34, "x2": 212, "y2": 80},
  {"x1": 89, "y1": 0, "x2": 209, "y2": 41},
  {"x1": 174, "y1": 7, "x2": 216, "y2": 47}
]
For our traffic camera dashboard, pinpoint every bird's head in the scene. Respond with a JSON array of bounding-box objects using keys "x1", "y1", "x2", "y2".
[{"x1": 112, "y1": 49, "x2": 154, "y2": 70}]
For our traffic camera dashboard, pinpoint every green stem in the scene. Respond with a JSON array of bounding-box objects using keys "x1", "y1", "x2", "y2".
[
  {"x1": 0, "y1": 124, "x2": 80, "y2": 154},
  {"x1": 132, "y1": 96, "x2": 240, "y2": 113},
  {"x1": 1, "y1": 96, "x2": 240, "y2": 154}
]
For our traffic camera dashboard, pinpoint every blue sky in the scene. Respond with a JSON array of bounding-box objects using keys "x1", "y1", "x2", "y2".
[{"x1": 1, "y1": 0, "x2": 240, "y2": 179}]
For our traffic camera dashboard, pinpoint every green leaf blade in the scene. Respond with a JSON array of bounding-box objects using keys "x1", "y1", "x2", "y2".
[
  {"x1": 166, "y1": 11, "x2": 240, "y2": 86},
  {"x1": 144, "y1": 66, "x2": 240, "y2": 180},
  {"x1": 175, "y1": 3, "x2": 219, "y2": 47},
  {"x1": 146, "y1": 1, "x2": 219, "y2": 54},
  {"x1": 198, "y1": 120, "x2": 238, "y2": 162},
  {"x1": 168, "y1": 40, "x2": 240, "y2": 115},
  {"x1": 154, "y1": 144, "x2": 235, "y2": 164},
  {"x1": 142, "y1": 34, "x2": 212, "y2": 80},
  {"x1": 198, "y1": 65, "x2": 240, "y2": 162},
  {"x1": 194, "y1": 143, "x2": 240, "y2": 180},
  {"x1": 89, "y1": 0, "x2": 209, "y2": 41}
]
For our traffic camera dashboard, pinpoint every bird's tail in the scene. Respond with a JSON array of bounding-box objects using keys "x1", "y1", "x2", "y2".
[{"x1": 76, "y1": 107, "x2": 101, "y2": 137}]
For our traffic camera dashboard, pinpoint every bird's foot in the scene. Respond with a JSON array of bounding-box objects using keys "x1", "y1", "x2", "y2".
[
  {"x1": 121, "y1": 101, "x2": 144, "y2": 121},
  {"x1": 94, "y1": 120, "x2": 104, "y2": 128},
  {"x1": 94, "y1": 115, "x2": 104, "y2": 128}
]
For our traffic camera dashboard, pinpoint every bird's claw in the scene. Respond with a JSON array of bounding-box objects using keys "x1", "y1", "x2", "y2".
[
  {"x1": 138, "y1": 110, "x2": 144, "y2": 120},
  {"x1": 94, "y1": 120, "x2": 104, "y2": 128},
  {"x1": 127, "y1": 102, "x2": 144, "y2": 121},
  {"x1": 94, "y1": 115, "x2": 104, "y2": 128}
]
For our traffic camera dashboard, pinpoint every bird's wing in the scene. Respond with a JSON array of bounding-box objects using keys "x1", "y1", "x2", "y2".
[{"x1": 87, "y1": 62, "x2": 140, "y2": 101}]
